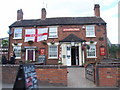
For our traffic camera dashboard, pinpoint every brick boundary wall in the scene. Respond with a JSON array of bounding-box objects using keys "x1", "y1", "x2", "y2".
[
  {"x1": 1, "y1": 65, "x2": 67, "y2": 86},
  {"x1": 95, "y1": 64, "x2": 120, "y2": 87}
]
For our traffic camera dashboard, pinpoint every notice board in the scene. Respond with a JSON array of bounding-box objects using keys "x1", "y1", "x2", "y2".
[
  {"x1": 13, "y1": 64, "x2": 39, "y2": 90},
  {"x1": 38, "y1": 55, "x2": 46, "y2": 64}
]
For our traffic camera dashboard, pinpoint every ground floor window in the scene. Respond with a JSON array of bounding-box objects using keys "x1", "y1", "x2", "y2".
[
  {"x1": 48, "y1": 45, "x2": 58, "y2": 59},
  {"x1": 87, "y1": 44, "x2": 96, "y2": 58},
  {"x1": 13, "y1": 46, "x2": 21, "y2": 59}
]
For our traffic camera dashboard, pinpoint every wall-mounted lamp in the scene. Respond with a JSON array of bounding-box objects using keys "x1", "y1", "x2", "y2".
[
  {"x1": 7, "y1": 30, "x2": 13, "y2": 35},
  {"x1": 71, "y1": 42, "x2": 75, "y2": 46},
  {"x1": 82, "y1": 26, "x2": 85, "y2": 30}
]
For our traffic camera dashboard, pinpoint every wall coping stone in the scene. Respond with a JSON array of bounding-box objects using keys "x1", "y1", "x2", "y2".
[{"x1": 1, "y1": 64, "x2": 67, "y2": 69}]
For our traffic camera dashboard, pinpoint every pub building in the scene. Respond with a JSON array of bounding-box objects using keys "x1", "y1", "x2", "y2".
[{"x1": 8, "y1": 4, "x2": 108, "y2": 66}]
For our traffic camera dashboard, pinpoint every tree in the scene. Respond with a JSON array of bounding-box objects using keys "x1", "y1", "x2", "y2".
[
  {"x1": 108, "y1": 44, "x2": 120, "y2": 58},
  {"x1": 2, "y1": 39, "x2": 8, "y2": 47}
]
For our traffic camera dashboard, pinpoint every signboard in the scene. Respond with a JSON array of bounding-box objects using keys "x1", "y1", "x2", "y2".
[
  {"x1": 39, "y1": 48, "x2": 45, "y2": 55},
  {"x1": 24, "y1": 46, "x2": 37, "y2": 49},
  {"x1": 38, "y1": 55, "x2": 46, "y2": 64},
  {"x1": 100, "y1": 47, "x2": 105, "y2": 56},
  {"x1": 13, "y1": 64, "x2": 39, "y2": 90},
  {"x1": 63, "y1": 28, "x2": 80, "y2": 31}
]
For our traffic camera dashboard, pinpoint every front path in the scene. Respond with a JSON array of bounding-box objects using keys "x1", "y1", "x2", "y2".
[{"x1": 67, "y1": 67, "x2": 96, "y2": 88}]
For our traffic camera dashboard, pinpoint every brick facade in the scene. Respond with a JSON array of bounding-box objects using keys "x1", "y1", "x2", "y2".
[
  {"x1": 8, "y1": 4, "x2": 108, "y2": 66},
  {"x1": 9, "y1": 24, "x2": 108, "y2": 64}
]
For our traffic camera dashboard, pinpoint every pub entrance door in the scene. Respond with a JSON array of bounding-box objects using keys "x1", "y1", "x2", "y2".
[
  {"x1": 71, "y1": 46, "x2": 79, "y2": 65},
  {"x1": 26, "y1": 49, "x2": 35, "y2": 61}
]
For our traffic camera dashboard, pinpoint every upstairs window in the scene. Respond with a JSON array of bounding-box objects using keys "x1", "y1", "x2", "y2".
[
  {"x1": 86, "y1": 25, "x2": 95, "y2": 37},
  {"x1": 49, "y1": 27, "x2": 58, "y2": 38},
  {"x1": 14, "y1": 28, "x2": 22, "y2": 39}
]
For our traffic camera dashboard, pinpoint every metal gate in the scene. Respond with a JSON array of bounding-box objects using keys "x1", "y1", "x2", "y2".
[{"x1": 85, "y1": 64, "x2": 95, "y2": 82}]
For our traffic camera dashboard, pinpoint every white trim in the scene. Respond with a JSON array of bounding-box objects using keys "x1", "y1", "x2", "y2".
[
  {"x1": 48, "y1": 37, "x2": 58, "y2": 38},
  {"x1": 15, "y1": 57, "x2": 21, "y2": 59},
  {"x1": 86, "y1": 42, "x2": 97, "y2": 45},
  {"x1": 13, "y1": 38, "x2": 22, "y2": 39},
  {"x1": 79, "y1": 43, "x2": 82, "y2": 66},
  {"x1": 48, "y1": 57, "x2": 58, "y2": 59},
  {"x1": 47, "y1": 42, "x2": 59, "y2": 46},
  {"x1": 87, "y1": 57, "x2": 97, "y2": 58},
  {"x1": 82, "y1": 50, "x2": 85, "y2": 64},
  {"x1": 86, "y1": 36, "x2": 96, "y2": 38},
  {"x1": 66, "y1": 45, "x2": 71, "y2": 66},
  {"x1": 26, "y1": 49, "x2": 35, "y2": 61}
]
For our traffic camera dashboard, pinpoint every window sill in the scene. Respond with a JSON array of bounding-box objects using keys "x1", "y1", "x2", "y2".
[
  {"x1": 15, "y1": 57, "x2": 21, "y2": 59},
  {"x1": 86, "y1": 36, "x2": 96, "y2": 38},
  {"x1": 48, "y1": 37, "x2": 58, "y2": 39},
  {"x1": 87, "y1": 57, "x2": 97, "y2": 58},
  {"x1": 48, "y1": 57, "x2": 58, "y2": 59},
  {"x1": 13, "y1": 38, "x2": 22, "y2": 40}
]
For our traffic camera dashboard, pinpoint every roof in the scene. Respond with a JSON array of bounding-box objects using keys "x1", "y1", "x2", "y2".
[
  {"x1": 9, "y1": 17, "x2": 106, "y2": 28},
  {"x1": 59, "y1": 34, "x2": 83, "y2": 42}
]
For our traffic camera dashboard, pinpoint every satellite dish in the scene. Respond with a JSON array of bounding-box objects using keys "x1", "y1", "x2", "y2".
[{"x1": 7, "y1": 30, "x2": 13, "y2": 35}]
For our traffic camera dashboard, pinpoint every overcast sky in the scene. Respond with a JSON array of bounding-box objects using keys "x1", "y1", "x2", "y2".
[{"x1": 0, "y1": 0, "x2": 119, "y2": 44}]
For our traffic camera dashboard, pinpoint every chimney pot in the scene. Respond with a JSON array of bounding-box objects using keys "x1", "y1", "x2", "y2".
[{"x1": 94, "y1": 4, "x2": 100, "y2": 17}]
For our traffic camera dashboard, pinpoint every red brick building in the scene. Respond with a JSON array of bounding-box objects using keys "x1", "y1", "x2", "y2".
[{"x1": 8, "y1": 4, "x2": 108, "y2": 66}]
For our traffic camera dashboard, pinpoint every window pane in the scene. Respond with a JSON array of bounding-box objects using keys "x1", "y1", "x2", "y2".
[
  {"x1": 49, "y1": 45, "x2": 58, "y2": 58},
  {"x1": 14, "y1": 46, "x2": 21, "y2": 58},
  {"x1": 86, "y1": 26, "x2": 95, "y2": 37},
  {"x1": 49, "y1": 27, "x2": 58, "y2": 38},
  {"x1": 87, "y1": 45, "x2": 96, "y2": 57},
  {"x1": 14, "y1": 28, "x2": 22, "y2": 38}
]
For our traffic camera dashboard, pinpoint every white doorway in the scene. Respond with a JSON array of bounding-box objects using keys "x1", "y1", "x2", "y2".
[{"x1": 26, "y1": 49, "x2": 35, "y2": 61}]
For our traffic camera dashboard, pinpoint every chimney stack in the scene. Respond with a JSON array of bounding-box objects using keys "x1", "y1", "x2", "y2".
[
  {"x1": 41, "y1": 8, "x2": 46, "y2": 20},
  {"x1": 17, "y1": 9, "x2": 23, "y2": 20},
  {"x1": 94, "y1": 4, "x2": 100, "y2": 17}
]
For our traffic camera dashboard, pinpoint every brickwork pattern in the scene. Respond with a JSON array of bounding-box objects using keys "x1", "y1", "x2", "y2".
[
  {"x1": 9, "y1": 24, "x2": 108, "y2": 64},
  {"x1": 2, "y1": 65, "x2": 67, "y2": 86},
  {"x1": 98, "y1": 67, "x2": 119, "y2": 87}
]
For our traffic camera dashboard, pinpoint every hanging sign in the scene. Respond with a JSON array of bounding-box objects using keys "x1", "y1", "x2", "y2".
[
  {"x1": 39, "y1": 48, "x2": 45, "y2": 55},
  {"x1": 63, "y1": 28, "x2": 80, "y2": 31},
  {"x1": 13, "y1": 64, "x2": 39, "y2": 90},
  {"x1": 100, "y1": 47, "x2": 105, "y2": 56}
]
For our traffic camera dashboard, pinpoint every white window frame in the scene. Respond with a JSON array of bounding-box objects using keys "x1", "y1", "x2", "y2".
[
  {"x1": 12, "y1": 43, "x2": 22, "y2": 59},
  {"x1": 86, "y1": 43, "x2": 97, "y2": 58},
  {"x1": 48, "y1": 44, "x2": 58, "y2": 59},
  {"x1": 48, "y1": 26, "x2": 58, "y2": 38},
  {"x1": 13, "y1": 28, "x2": 22, "y2": 39},
  {"x1": 86, "y1": 25, "x2": 96, "y2": 37}
]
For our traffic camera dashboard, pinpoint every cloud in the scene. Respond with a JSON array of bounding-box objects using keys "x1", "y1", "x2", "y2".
[{"x1": 101, "y1": 2, "x2": 118, "y2": 44}]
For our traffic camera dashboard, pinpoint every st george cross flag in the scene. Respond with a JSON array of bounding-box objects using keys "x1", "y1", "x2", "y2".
[
  {"x1": 37, "y1": 28, "x2": 48, "y2": 42},
  {"x1": 24, "y1": 29, "x2": 35, "y2": 42},
  {"x1": 24, "y1": 28, "x2": 48, "y2": 42}
]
